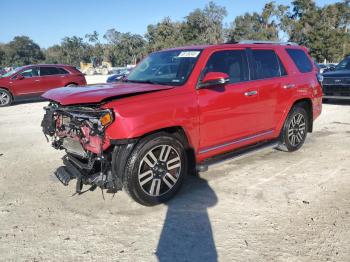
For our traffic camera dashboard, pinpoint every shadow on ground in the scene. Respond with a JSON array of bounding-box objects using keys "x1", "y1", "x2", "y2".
[
  {"x1": 156, "y1": 175, "x2": 218, "y2": 262},
  {"x1": 11, "y1": 97, "x2": 47, "y2": 107}
]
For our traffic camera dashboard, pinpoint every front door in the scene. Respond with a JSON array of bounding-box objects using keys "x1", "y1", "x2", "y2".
[
  {"x1": 11, "y1": 67, "x2": 41, "y2": 96},
  {"x1": 197, "y1": 49, "x2": 261, "y2": 154}
]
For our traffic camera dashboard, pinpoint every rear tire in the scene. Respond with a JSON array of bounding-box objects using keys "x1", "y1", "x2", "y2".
[
  {"x1": 278, "y1": 106, "x2": 309, "y2": 152},
  {"x1": 123, "y1": 132, "x2": 187, "y2": 206},
  {"x1": 0, "y1": 88, "x2": 13, "y2": 107}
]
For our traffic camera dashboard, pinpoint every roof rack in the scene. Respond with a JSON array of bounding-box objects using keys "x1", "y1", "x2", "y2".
[{"x1": 237, "y1": 40, "x2": 299, "y2": 46}]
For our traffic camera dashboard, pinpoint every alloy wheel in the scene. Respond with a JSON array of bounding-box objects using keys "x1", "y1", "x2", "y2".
[
  {"x1": 288, "y1": 113, "x2": 306, "y2": 147},
  {"x1": 0, "y1": 91, "x2": 10, "y2": 106},
  {"x1": 138, "y1": 145, "x2": 182, "y2": 197}
]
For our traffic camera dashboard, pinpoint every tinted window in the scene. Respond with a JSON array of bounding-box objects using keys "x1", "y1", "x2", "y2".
[
  {"x1": 40, "y1": 67, "x2": 62, "y2": 76},
  {"x1": 286, "y1": 49, "x2": 313, "y2": 73},
  {"x1": 251, "y1": 50, "x2": 282, "y2": 80},
  {"x1": 335, "y1": 57, "x2": 350, "y2": 70},
  {"x1": 57, "y1": 67, "x2": 69, "y2": 74},
  {"x1": 20, "y1": 68, "x2": 39, "y2": 78},
  {"x1": 203, "y1": 50, "x2": 249, "y2": 83}
]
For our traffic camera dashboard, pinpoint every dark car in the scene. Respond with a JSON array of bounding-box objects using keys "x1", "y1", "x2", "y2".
[
  {"x1": 322, "y1": 56, "x2": 350, "y2": 100},
  {"x1": 106, "y1": 69, "x2": 130, "y2": 83},
  {"x1": 0, "y1": 64, "x2": 87, "y2": 106}
]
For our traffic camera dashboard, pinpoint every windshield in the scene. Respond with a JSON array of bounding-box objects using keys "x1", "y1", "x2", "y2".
[
  {"x1": 335, "y1": 57, "x2": 350, "y2": 71},
  {"x1": 127, "y1": 49, "x2": 202, "y2": 86},
  {"x1": 0, "y1": 67, "x2": 24, "y2": 78}
]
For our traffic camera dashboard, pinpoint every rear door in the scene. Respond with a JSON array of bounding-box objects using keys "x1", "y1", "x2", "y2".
[
  {"x1": 39, "y1": 66, "x2": 67, "y2": 92},
  {"x1": 248, "y1": 48, "x2": 290, "y2": 132},
  {"x1": 197, "y1": 49, "x2": 262, "y2": 154}
]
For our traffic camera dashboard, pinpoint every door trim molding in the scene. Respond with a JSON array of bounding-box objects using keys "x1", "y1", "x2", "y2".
[{"x1": 199, "y1": 129, "x2": 275, "y2": 154}]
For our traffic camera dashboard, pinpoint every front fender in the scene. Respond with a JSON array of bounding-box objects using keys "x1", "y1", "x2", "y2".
[{"x1": 104, "y1": 90, "x2": 200, "y2": 150}]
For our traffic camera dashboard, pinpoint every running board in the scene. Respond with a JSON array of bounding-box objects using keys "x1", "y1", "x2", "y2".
[{"x1": 196, "y1": 140, "x2": 279, "y2": 172}]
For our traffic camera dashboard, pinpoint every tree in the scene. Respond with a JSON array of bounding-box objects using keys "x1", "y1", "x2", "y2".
[
  {"x1": 2, "y1": 36, "x2": 44, "y2": 66},
  {"x1": 182, "y1": 1, "x2": 227, "y2": 44},
  {"x1": 43, "y1": 45, "x2": 63, "y2": 64},
  {"x1": 226, "y1": 2, "x2": 281, "y2": 42},
  {"x1": 280, "y1": 0, "x2": 350, "y2": 62},
  {"x1": 145, "y1": 18, "x2": 185, "y2": 52},
  {"x1": 104, "y1": 29, "x2": 146, "y2": 66},
  {"x1": 0, "y1": 45, "x2": 5, "y2": 66},
  {"x1": 85, "y1": 31, "x2": 104, "y2": 60},
  {"x1": 59, "y1": 36, "x2": 90, "y2": 66}
]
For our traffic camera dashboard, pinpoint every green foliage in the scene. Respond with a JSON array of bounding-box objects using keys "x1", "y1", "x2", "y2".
[
  {"x1": 0, "y1": 36, "x2": 44, "y2": 67},
  {"x1": 104, "y1": 29, "x2": 146, "y2": 66},
  {"x1": 0, "y1": 45, "x2": 5, "y2": 66},
  {"x1": 145, "y1": 17, "x2": 185, "y2": 52},
  {"x1": 227, "y1": 2, "x2": 281, "y2": 42},
  {"x1": 182, "y1": 1, "x2": 227, "y2": 44},
  {"x1": 280, "y1": 0, "x2": 350, "y2": 62}
]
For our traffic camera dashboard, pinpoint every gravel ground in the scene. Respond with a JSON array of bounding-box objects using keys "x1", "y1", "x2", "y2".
[{"x1": 0, "y1": 99, "x2": 350, "y2": 262}]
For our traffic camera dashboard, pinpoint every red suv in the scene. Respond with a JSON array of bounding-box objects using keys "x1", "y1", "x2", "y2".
[
  {"x1": 41, "y1": 41, "x2": 322, "y2": 206},
  {"x1": 0, "y1": 64, "x2": 86, "y2": 106}
]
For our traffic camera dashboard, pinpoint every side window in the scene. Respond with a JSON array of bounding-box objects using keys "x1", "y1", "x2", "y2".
[
  {"x1": 19, "y1": 68, "x2": 39, "y2": 78},
  {"x1": 286, "y1": 49, "x2": 313, "y2": 73},
  {"x1": 40, "y1": 67, "x2": 61, "y2": 76},
  {"x1": 203, "y1": 50, "x2": 249, "y2": 84},
  {"x1": 251, "y1": 50, "x2": 282, "y2": 80},
  {"x1": 57, "y1": 67, "x2": 69, "y2": 74}
]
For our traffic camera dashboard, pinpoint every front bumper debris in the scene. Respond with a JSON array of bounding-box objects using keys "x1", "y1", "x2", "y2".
[{"x1": 41, "y1": 102, "x2": 121, "y2": 195}]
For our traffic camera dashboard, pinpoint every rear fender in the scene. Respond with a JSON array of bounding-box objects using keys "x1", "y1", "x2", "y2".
[{"x1": 275, "y1": 96, "x2": 314, "y2": 135}]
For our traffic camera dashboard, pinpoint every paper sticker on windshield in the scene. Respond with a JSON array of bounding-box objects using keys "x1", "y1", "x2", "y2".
[{"x1": 178, "y1": 51, "x2": 200, "y2": 58}]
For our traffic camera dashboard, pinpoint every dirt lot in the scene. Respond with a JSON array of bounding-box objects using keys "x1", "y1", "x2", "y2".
[{"x1": 0, "y1": 99, "x2": 350, "y2": 262}]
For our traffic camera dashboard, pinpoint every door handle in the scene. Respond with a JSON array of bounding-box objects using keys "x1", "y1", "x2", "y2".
[
  {"x1": 35, "y1": 80, "x2": 40, "y2": 82},
  {"x1": 244, "y1": 90, "x2": 258, "y2": 97},
  {"x1": 283, "y1": 83, "x2": 295, "y2": 89}
]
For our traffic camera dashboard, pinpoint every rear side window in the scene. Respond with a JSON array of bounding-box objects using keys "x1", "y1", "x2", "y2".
[
  {"x1": 40, "y1": 67, "x2": 65, "y2": 76},
  {"x1": 251, "y1": 50, "x2": 284, "y2": 80},
  {"x1": 203, "y1": 50, "x2": 249, "y2": 83},
  {"x1": 286, "y1": 49, "x2": 313, "y2": 73},
  {"x1": 57, "y1": 67, "x2": 69, "y2": 74}
]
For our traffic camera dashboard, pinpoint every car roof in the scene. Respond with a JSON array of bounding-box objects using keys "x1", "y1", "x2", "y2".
[
  {"x1": 21, "y1": 64, "x2": 73, "y2": 69},
  {"x1": 162, "y1": 42, "x2": 304, "y2": 52}
]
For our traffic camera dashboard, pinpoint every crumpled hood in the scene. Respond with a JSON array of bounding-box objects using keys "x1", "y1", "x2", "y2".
[{"x1": 42, "y1": 83, "x2": 174, "y2": 105}]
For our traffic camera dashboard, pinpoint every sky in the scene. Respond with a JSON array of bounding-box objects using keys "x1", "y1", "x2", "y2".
[{"x1": 0, "y1": 0, "x2": 339, "y2": 48}]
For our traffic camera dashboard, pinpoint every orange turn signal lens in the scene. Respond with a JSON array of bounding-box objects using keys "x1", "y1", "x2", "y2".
[{"x1": 99, "y1": 112, "x2": 113, "y2": 126}]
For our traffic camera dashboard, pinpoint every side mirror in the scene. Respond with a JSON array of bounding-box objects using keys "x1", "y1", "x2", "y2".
[
  {"x1": 16, "y1": 74, "x2": 24, "y2": 80},
  {"x1": 198, "y1": 72, "x2": 229, "y2": 88}
]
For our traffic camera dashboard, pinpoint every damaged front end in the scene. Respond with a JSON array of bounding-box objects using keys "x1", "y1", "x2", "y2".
[{"x1": 41, "y1": 102, "x2": 128, "y2": 195}]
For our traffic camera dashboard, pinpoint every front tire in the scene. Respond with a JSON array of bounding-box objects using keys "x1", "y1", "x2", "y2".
[
  {"x1": 278, "y1": 106, "x2": 309, "y2": 152},
  {"x1": 0, "y1": 88, "x2": 13, "y2": 107},
  {"x1": 123, "y1": 132, "x2": 187, "y2": 206}
]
